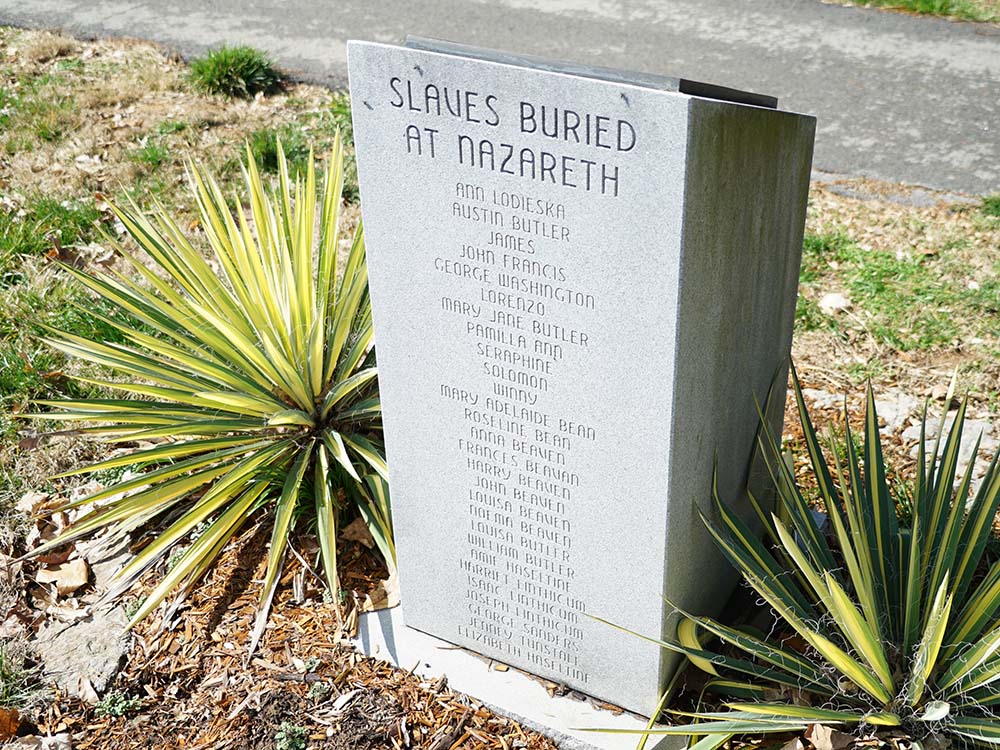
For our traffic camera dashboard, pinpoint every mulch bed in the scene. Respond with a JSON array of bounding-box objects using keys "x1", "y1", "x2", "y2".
[{"x1": 22, "y1": 527, "x2": 557, "y2": 750}]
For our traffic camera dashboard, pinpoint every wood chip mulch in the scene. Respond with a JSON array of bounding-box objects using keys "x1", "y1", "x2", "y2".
[{"x1": 28, "y1": 528, "x2": 557, "y2": 750}]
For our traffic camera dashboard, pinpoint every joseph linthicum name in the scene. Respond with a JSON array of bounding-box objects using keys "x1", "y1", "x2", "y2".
[{"x1": 389, "y1": 76, "x2": 636, "y2": 197}]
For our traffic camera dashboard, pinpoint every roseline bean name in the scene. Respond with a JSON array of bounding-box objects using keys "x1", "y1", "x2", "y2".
[{"x1": 388, "y1": 76, "x2": 635, "y2": 197}]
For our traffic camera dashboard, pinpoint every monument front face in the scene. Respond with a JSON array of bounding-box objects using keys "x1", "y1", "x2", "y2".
[{"x1": 349, "y1": 40, "x2": 815, "y2": 715}]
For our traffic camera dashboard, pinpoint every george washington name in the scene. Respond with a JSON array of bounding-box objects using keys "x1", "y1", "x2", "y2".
[{"x1": 389, "y1": 76, "x2": 636, "y2": 197}]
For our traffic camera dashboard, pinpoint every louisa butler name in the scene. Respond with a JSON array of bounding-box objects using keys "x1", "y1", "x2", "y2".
[{"x1": 389, "y1": 76, "x2": 636, "y2": 197}]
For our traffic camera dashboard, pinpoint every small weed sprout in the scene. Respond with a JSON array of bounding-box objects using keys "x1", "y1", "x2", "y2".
[
  {"x1": 156, "y1": 120, "x2": 187, "y2": 136},
  {"x1": 303, "y1": 656, "x2": 321, "y2": 673},
  {"x1": 275, "y1": 722, "x2": 307, "y2": 750},
  {"x1": 189, "y1": 45, "x2": 280, "y2": 98},
  {"x1": 124, "y1": 596, "x2": 146, "y2": 620},
  {"x1": 307, "y1": 681, "x2": 331, "y2": 702},
  {"x1": 94, "y1": 690, "x2": 144, "y2": 717}
]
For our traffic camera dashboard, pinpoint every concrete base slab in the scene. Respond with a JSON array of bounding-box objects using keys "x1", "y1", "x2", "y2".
[{"x1": 354, "y1": 606, "x2": 682, "y2": 750}]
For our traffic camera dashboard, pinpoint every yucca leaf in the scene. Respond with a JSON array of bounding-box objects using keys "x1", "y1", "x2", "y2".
[
  {"x1": 585, "y1": 721, "x2": 806, "y2": 736},
  {"x1": 321, "y1": 367, "x2": 378, "y2": 417},
  {"x1": 822, "y1": 571, "x2": 894, "y2": 694},
  {"x1": 926, "y1": 433, "x2": 979, "y2": 610},
  {"x1": 105, "y1": 444, "x2": 293, "y2": 596},
  {"x1": 678, "y1": 618, "x2": 719, "y2": 677},
  {"x1": 789, "y1": 365, "x2": 850, "y2": 535},
  {"x1": 26, "y1": 462, "x2": 239, "y2": 560},
  {"x1": 862, "y1": 386, "x2": 901, "y2": 639},
  {"x1": 674, "y1": 608, "x2": 835, "y2": 691},
  {"x1": 902, "y1": 517, "x2": 924, "y2": 656},
  {"x1": 323, "y1": 430, "x2": 361, "y2": 482},
  {"x1": 344, "y1": 434, "x2": 388, "y2": 481},
  {"x1": 725, "y1": 703, "x2": 894, "y2": 725},
  {"x1": 314, "y1": 446, "x2": 341, "y2": 594},
  {"x1": 947, "y1": 560, "x2": 1000, "y2": 655},
  {"x1": 702, "y1": 679, "x2": 769, "y2": 699},
  {"x1": 248, "y1": 443, "x2": 314, "y2": 656},
  {"x1": 358, "y1": 473, "x2": 395, "y2": 567},
  {"x1": 127, "y1": 483, "x2": 266, "y2": 626},
  {"x1": 952, "y1": 447, "x2": 1000, "y2": 607},
  {"x1": 56, "y1": 440, "x2": 271, "y2": 509},
  {"x1": 923, "y1": 399, "x2": 967, "y2": 563},
  {"x1": 267, "y1": 409, "x2": 316, "y2": 428},
  {"x1": 703, "y1": 490, "x2": 815, "y2": 622},
  {"x1": 938, "y1": 623, "x2": 1000, "y2": 694},
  {"x1": 590, "y1": 614, "x2": 816, "y2": 691},
  {"x1": 26, "y1": 139, "x2": 391, "y2": 647},
  {"x1": 50, "y1": 435, "x2": 264, "y2": 478},
  {"x1": 951, "y1": 716, "x2": 1000, "y2": 745},
  {"x1": 905, "y1": 576, "x2": 951, "y2": 706}
]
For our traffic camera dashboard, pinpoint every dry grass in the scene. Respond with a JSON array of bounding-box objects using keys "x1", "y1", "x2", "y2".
[
  {"x1": 795, "y1": 174, "x2": 1000, "y2": 408},
  {"x1": 0, "y1": 28, "x2": 349, "y2": 205}
]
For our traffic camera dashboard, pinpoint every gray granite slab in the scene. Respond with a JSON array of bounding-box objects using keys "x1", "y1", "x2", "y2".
[
  {"x1": 348, "y1": 39, "x2": 815, "y2": 717},
  {"x1": 354, "y1": 606, "x2": 680, "y2": 750}
]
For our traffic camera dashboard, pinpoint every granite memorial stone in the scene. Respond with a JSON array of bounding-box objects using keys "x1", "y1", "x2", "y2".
[{"x1": 348, "y1": 38, "x2": 816, "y2": 717}]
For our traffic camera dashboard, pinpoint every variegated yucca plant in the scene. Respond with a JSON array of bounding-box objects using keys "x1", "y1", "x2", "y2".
[
  {"x1": 26, "y1": 138, "x2": 392, "y2": 648},
  {"x1": 622, "y1": 370, "x2": 1000, "y2": 748}
]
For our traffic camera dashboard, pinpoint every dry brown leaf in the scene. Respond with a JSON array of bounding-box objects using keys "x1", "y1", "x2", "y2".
[
  {"x1": 16, "y1": 491, "x2": 49, "y2": 514},
  {"x1": 341, "y1": 517, "x2": 375, "y2": 549},
  {"x1": 0, "y1": 553, "x2": 23, "y2": 586},
  {"x1": 361, "y1": 568, "x2": 400, "y2": 612},
  {"x1": 73, "y1": 675, "x2": 100, "y2": 705},
  {"x1": 806, "y1": 723, "x2": 854, "y2": 750},
  {"x1": 36, "y1": 558, "x2": 90, "y2": 596},
  {"x1": 0, "y1": 707, "x2": 20, "y2": 741},
  {"x1": 7, "y1": 737, "x2": 73, "y2": 750}
]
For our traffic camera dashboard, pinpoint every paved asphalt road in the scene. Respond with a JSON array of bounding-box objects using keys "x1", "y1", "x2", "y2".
[{"x1": 3, "y1": 0, "x2": 999, "y2": 193}]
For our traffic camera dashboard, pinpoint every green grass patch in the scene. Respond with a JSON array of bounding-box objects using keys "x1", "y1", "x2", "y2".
[
  {"x1": 983, "y1": 194, "x2": 1000, "y2": 218},
  {"x1": 157, "y1": 119, "x2": 188, "y2": 136},
  {"x1": 851, "y1": 0, "x2": 998, "y2": 21},
  {"x1": 0, "y1": 272, "x2": 145, "y2": 438},
  {"x1": 189, "y1": 45, "x2": 280, "y2": 98},
  {"x1": 247, "y1": 124, "x2": 311, "y2": 175},
  {"x1": 53, "y1": 58, "x2": 84, "y2": 73},
  {"x1": 329, "y1": 90, "x2": 354, "y2": 144},
  {"x1": 0, "y1": 69, "x2": 80, "y2": 147},
  {"x1": 797, "y1": 230, "x2": 1000, "y2": 352},
  {"x1": 0, "y1": 641, "x2": 40, "y2": 710},
  {"x1": 0, "y1": 196, "x2": 101, "y2": 277},
  {"x1": 130, "y1": 139, "x2": 171, "y2": 170}
]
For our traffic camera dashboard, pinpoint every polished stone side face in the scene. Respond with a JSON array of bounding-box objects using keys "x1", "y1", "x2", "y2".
[{"x1": 349, "y1": 39, "x2": 814, "y2": 716}]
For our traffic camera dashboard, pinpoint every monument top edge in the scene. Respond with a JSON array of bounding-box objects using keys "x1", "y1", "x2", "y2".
[{"x1": 346, "y1": 37, "x2": 779, "y2": 111}]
